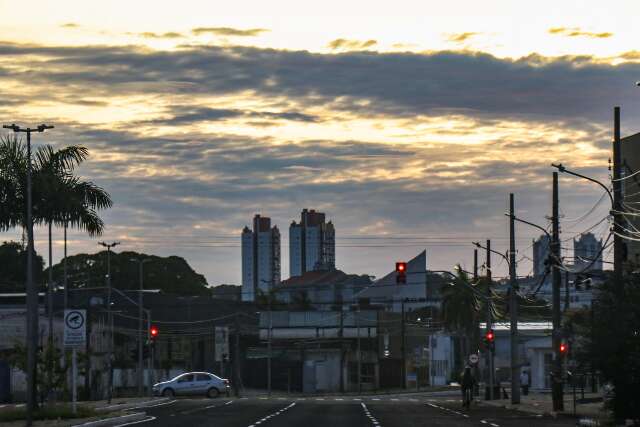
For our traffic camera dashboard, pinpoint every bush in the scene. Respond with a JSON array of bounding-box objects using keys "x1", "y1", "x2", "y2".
[{"x1": 0, "y1": 404, "x2": 96, "y2": 422}]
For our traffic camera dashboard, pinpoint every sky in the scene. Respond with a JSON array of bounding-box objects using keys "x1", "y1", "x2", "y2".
[{"x1": 1, "y1": 0, "x2": 639, "y2": 286}]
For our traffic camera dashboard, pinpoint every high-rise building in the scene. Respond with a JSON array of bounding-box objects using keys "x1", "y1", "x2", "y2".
[
  {"x1": 241, "y1": 215, "x2": 281, "y2": 302},
  {"x1": 532, "y1": 234, "x2": 553, "y2": 277},
  {"x1": 289, "y1": 209, "x2": 335, "y2": 277},
  {"x1": 573, "y1": 233, "x2": 603, "y2": 272}
]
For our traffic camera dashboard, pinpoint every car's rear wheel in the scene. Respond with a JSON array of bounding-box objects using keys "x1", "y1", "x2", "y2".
[
  {"x1": 207, "y1": 387, "x2": 220, "y2": 398},
  {"x1": 162, "y1": 388, "x2": 175, "y2": 398}
]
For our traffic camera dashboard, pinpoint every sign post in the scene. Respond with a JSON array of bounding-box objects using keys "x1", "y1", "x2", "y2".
[{"x1": 64, "y1": 310, "x2": 86, "y2": 414}]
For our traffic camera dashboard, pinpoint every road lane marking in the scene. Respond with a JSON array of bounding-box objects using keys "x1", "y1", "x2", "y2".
[
  {"x1": 361, "y1": 402, "x2": 382, "y2": 427},
  {"x1": 130, "y1": 400, "x2": 176, "y2": 410},
  {"x1": 113, "y1": 416, "x2": 157, "y2": 427},
  {"x1": 247, "y1": 402, "x2": 296, "y2": 427}
]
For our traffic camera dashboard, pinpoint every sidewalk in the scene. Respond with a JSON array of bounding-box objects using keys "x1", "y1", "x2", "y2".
[
  {"x1": 0, "y1": 397, "x2": 165, "y2": 427},
  {"x1": 0, "y1": 396, "x2": 165, "y2": 412},
  {"x1": 480, "y1": 390, "x2": 609, "y2": 420},
  {"x1": 237, "y1": 386, "x2": 455, "y2": 398}
]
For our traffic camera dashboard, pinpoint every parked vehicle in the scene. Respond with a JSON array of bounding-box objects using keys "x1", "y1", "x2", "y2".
[{"x1": 153, "y1": 372, "x2": 230, "y2": 398}]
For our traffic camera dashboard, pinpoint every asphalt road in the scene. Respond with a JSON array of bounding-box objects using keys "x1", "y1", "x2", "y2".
[{"x1": 139, "y1": 394, "x2": 578, "y2": 427}]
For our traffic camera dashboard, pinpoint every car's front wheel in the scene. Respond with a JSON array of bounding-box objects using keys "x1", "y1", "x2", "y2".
[
  {"x1": 162, "y1": 388, "x2": 175, "y2": 398},
  {"x1": 207, "y1": 387, "x2": 220, "y2": 398}
]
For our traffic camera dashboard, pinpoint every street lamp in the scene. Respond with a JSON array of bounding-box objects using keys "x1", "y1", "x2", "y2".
[
  {"x1": 3, "y1": 123, "x2": 53, "y2": 424},
  {"x1": 473, "y1": 242, "x2": 510, "y2": 265},
  {"x1": 130, "y1": 258, "x2": 151, "y2": 397},
  {"x1": 552, "y1": 163, "x2": 613, "y2": 208}
]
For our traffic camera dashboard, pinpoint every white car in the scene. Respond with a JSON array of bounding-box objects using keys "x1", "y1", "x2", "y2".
[{"x1": 153, "y1": 372, "x2": 230, "y2": 398}]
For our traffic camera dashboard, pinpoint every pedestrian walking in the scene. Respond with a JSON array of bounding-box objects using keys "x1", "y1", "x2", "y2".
[
  {"x1": 460, "y1": 366, "x2": 476, "y2": 409},
  {"x1": 520, "y1": 369, "x2": 530, "y2": 396}
]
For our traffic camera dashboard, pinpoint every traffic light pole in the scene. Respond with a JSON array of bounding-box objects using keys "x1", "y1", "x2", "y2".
[
  {"x1": 551, "y1": 172, "x2": 564, "y2": 411},
  {"x1": 486, "y1": 240, "x2": 494, "y2": 401},
  {"x1": 509, "y1": 193, "x2": 521, "y2": 405},
  {"x1": 138, "y1": 262, "x2": 144, "y2": 398},
  {"x1": 147, "y1": 311, "x2": 152, "y2": 397},
  {"x1": 401, "y1": 299, "x2": 406, "y2": 389}
]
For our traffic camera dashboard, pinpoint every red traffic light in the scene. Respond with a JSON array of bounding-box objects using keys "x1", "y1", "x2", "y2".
[
  {"x1": 559, "y1": 342, "x2": 567, "y2": 354},
  {"x1": 485, "y1": 329, "x2": 494, "y2": 342},
  {"x1": 150, "y1": 326, "x2": 159, "y2": 339},
  {"x1": 395, "y1": 262, "x2": 407, "y2": 284}
]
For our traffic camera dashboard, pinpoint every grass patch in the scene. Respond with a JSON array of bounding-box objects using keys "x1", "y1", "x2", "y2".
[{"x1": 0, "y1": 404, "x2": 97, "y2": 422}]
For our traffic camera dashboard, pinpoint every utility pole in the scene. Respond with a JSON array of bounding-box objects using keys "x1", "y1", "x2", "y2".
[
  {"x1": 612, "y1": 106, "x2": 623, "y2": 283},
  {"x1": 357, "y1": 306, "x2": 362, "y2": 393},
  {"x1": 234, "y1": 313, "x2": 240, "y2": 397},
  {"x1": 509, "y1": 193, "x2": 521, "y2": 404},
  {"x1": 400, "y1": 299, "x2": 406, "y2": 389},
  {"x1": 551, "y1": 172, "x2": 564, "y2": 411},
  {"x1": 64, "y1": 223, "x2": 68, "y2": 309},
  {"x1": 473, "y1": 248, "x2": 480, "y2": 396},
  {"x1": 267, "y1": 300, "x2": 272, "y2": 396},
  {"x1": 99, "y1": 241, "x2": 119, "y2": 403},
  {"x1": 473, "y1": 249, "x2": 478, "y2": 281},
  {"x1": 486, "y1": 239, "x2": 494, "y2": 401},
  {"x1": 131, "y1": 258, "x2": 150, "y2": 397},
  {"x1": 3, "y1": 123, "x2": 53, "y2": 426}
]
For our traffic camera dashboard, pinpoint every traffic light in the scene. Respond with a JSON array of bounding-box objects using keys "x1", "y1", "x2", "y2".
[
  {"x1": 150, "y1": 325, "x2": 159, "y2": 341},
  {"x1": 396, "y1": 262, "x2": 407, "y2": 284},
  {"x1": 485, "y1": 329, "x2": 495, "y2": 352},
  {"x1": 130, "y1": 348, "x2": 139, "y2": 361},
  {"x1": 559, "y1": 341, "x2": 568, "y2": 356}
]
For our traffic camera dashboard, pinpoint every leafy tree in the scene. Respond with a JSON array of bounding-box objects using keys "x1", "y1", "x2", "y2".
[
  {"x1": 47, "y1": 251, "x2": 209, "y2": 296},
  {"x1": 566, "y1": 271, "x2": 640, "y2": 423},
  {"x1": 9, "y1": 341, "x2": 71, "y2": 403},
  {"x1": 0, "y1": 241, "x2": 44, "y2": 291},
  {"x1": 255, "y1": 289, "x2": 280, "y2": 309}
]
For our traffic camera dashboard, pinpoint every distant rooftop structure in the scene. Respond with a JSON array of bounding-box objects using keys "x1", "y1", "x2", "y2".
[
  {"x1": 280, "y1": 269, "x2": 371, "y2": 288},
  {"x1": 356, "y1": 250, "x2": 429, "y2": 312}
]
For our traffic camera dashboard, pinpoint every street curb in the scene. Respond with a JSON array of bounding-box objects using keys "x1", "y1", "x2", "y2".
[
  {"x1": 72, "y1": 412, "x2": 147, "y2": 427},
  {"x1": 95, "y1": 398, "x2": 169, "y2": 413}
]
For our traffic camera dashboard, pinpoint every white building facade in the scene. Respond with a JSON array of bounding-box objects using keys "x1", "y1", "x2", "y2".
[{"x1": 241, "y1": 215, "x2": 281, "y2": 302}]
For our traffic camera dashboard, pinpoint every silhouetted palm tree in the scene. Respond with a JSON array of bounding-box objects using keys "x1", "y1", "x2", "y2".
[{"x1": 1, "y1": 136, "x2": 112, "y2": 271}]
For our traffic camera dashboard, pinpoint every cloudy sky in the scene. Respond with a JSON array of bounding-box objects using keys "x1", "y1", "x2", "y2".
[{"x1": 1, "y1": 0, "x2": 639, "y2": 286}]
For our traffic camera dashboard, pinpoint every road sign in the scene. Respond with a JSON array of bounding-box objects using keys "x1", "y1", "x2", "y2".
[
  {"x1": 468, "y1": 354, "x2": 479, "y2": 365},
  {"x1": 64, "y1": 309, "x2": 86, "y2": 347}
]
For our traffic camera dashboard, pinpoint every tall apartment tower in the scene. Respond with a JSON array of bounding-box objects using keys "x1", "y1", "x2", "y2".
[
  {"x1": 532, "y1": 234, "x2": 554, "y2": 277},
  {"x1": 241, "y1": 214, "x2": 281, "y2": 302},
  {"x1": 289, "y1": 209, "x2": 335, "y2": 278},
  {"x1": 573, "y1": 233, "x2": 603, "y2": 272}
]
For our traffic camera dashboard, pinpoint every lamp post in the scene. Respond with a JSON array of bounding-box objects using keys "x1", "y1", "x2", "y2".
[
  {"x1": 98, "y1": 241, "x2": 120, "y2": 403},
  {"x1": 3, "y1": 123, "x2": 53, "y2": 425}
]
